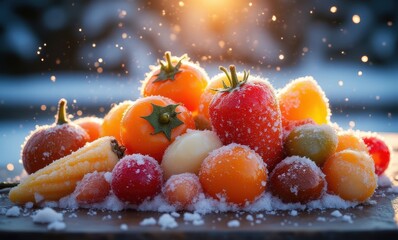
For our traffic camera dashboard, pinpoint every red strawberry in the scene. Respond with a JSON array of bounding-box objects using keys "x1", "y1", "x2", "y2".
[{"x1": 209, "y1": 65, "x2": 283, "y2": 171}]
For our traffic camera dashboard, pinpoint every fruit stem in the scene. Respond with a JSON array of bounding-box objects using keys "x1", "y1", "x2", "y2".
[
  {"x1": 154, "y1": 52, "x2": 185, "y2": 82},
  {"x1": 159, "y1": 112, "x2": 171, "y2": 124},
  {"x1": 56, "y1": 98, "x2": 69, "y2": 125},
  {"x1": 164, "y1": 51, "x2": 173, "y2": 72},
  {"x1": 216, "y1": 65, "x2": 249, "y2": 92},
  {"x1": 141, "y1": 103, "x2": 183, "y2": 141}
]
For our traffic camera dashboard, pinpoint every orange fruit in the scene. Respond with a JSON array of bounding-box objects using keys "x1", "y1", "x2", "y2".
[
  {"x1": 278, "y1": 76, "x2": 330, "y2": 125},
  {"x1": 100, "y1": 100, "x2": 134, "y2": 143},
  {"x1": 199, "y1": 143, "x2": 267, "y2": 206}
]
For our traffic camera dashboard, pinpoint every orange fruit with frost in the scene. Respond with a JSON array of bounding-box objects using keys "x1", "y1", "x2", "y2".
[
  {"x1": 199, "y1": 143, "x2": 267, "y2": 206},
  {"x1": 278, "y1": 76, "x2": 330, "y2": 125},
  {"x1": 322, "y1": 150, "x2": 377, "y2": 202}
]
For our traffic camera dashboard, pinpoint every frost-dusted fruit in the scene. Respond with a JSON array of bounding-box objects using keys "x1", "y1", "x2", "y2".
[
  {"x1": 335, "y1": 131, "x2": 368, "y2": 153},
  {"x1": 199, "y1": 143, "x2": 267, "y2": 206},
  {"x1": 162, "y1": 173, "x2": 202, "y2": 209},
  {"x1": 141, "y1": 51, "x2": 209, "y2": 113},
  {"x1": 269, "y1": 156, "x2": 326, "y2": 204},
  {"x1": 209, "y1": 65, "x2": 283, "y2": 171},
  {"x1": 284, "y1": 124, "x2": 338, "y2": 167},
  {"x1": 111, "y1": 154, "x2": 163, "y2": 204},
  {"x1": 22, "y1": 99, "x2": 90, "y2": 174},
  {"x1": 195, "y1": 71, "x2": 240, "y2": 130},
  {"x1": 74, "y1": 116, "x2": 103, "y2": 142},
  {"x1": 362, "y1": 134, "x2": 391, "y2": 176},
  {"x1": 120, "y1": 96, "x2": 195, "y2": 163},
  {"x1": 282, "y1": 118, "x2": 316, "y2": 139},
  {"x1": 100, "y1": 100, "x2": 134, "y2": 143},
  {"x1": 74, "y1": 171, "x2": 110, "y2": 204},
  {"x1": 161, "y1": 129, "x2": 223, "y2": 179},
  {"x1": 9, "y1": 137, "x2": 124, "y2": 204},
  {"x1": 278, "y1": 76, "x2": 330, "y2": 125},
  {"x1": 322, "y1": 150, "x2": 377, "y2": 202}
]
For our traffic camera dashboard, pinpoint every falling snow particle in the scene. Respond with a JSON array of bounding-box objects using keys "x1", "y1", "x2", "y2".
[
  {"x1": 352, "y1": 15, "x2": 361, "y2": 24},
  {"x1": 361, "y1": 56, "x2": 368, "y2": 63}
]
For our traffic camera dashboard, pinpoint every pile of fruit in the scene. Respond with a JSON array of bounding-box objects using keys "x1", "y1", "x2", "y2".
[{"x1": 9, "y1": 52, "x2": 391, "y2": 210}]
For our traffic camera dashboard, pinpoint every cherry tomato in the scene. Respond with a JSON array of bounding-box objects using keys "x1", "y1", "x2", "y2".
[
  {"x1": 362, "y1": 134, "x2": 391, "y2": 175},
  {"x1": 121, "y1": 96, "x2": 195, "y2": 163},
  {"x1": 162, "y1": 173, "x2": 202, "y2": 209},
  {"x1": 335, "y1": 130, "x2": 368, "y2": 153},
  {"x1": 199, "y1": 143, "x2": 267, "y2": 206},
  {"x1": 322, "y1": 150, "x2": 377, "y2": 202},
  {"x1": 269, "y1": 156, "x2": 326, "y2": 204},
  {"x1": 74, "y1": 171, "x2": 110, "y2": 204},
  {"x1": 100, "y1": 100, "x2": 134, "y2": 143},
  {"x1": 74, "y1": 116, "x2": 103, "y2": 142},
  {"x1": 141, "y1": 51, "x2": 209, "y2": 114},
  {"x1": 111, "y1": 154, "x2": 163, "y2": 204}
]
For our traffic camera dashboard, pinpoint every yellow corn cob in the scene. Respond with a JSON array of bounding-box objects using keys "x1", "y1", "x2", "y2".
[{"x1": 9, "y1": 136, "x2": 124, "y2": 204}]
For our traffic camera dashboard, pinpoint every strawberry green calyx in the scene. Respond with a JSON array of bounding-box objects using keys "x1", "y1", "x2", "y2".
[
  {"x1": 141, "y1": 103, "x2": 183, "y2": 141},
  {"x1": 217, "y1": 65, "x2": 249, "y2": 92},
  {"x1": 154, "y1": 51, "x2": 185, "y2": 82},
  {"x1": 56, "y1": 98, "x2": 70, "y2": 125}
]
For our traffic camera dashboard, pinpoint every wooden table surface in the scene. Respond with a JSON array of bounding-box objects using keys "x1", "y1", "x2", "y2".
[{"x1": 0, "y1": 133, "x2": 397, "y2": 240}]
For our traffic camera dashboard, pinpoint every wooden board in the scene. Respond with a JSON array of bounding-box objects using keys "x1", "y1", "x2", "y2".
[{"x1": 0, "y1": 134, "x2": 397, "y2": 240}]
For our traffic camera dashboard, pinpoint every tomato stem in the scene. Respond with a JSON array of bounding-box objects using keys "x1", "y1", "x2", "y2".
[
  {"x1": 165, "y1": 51, "x2": 173, "y2": 72},
  {"x1": 159, "y1": 112, "x2": 171, "y2": 124},
  {"x1": 141, "y1": 103, "x2": 183, "y2": 141},
  {"x1": 56, "y1": 98, "x2": 69, "y2": 125},
  {"x1": 154, "y1": 52, "x2": 185, "y2": 82}
]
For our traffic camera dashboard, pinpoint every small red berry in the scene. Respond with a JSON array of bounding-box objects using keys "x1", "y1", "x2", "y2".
[
  {"x1": 362, "y1": 134, "x2": 391, "y2": 175},
  {"x1": 111, "y1": 154, "x2": 163, "y2": 204}
]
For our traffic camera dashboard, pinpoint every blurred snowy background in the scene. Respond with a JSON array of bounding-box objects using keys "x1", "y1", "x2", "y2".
[{"x1": 0, "y1": 0, "x2": 397, "y2": 181}]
